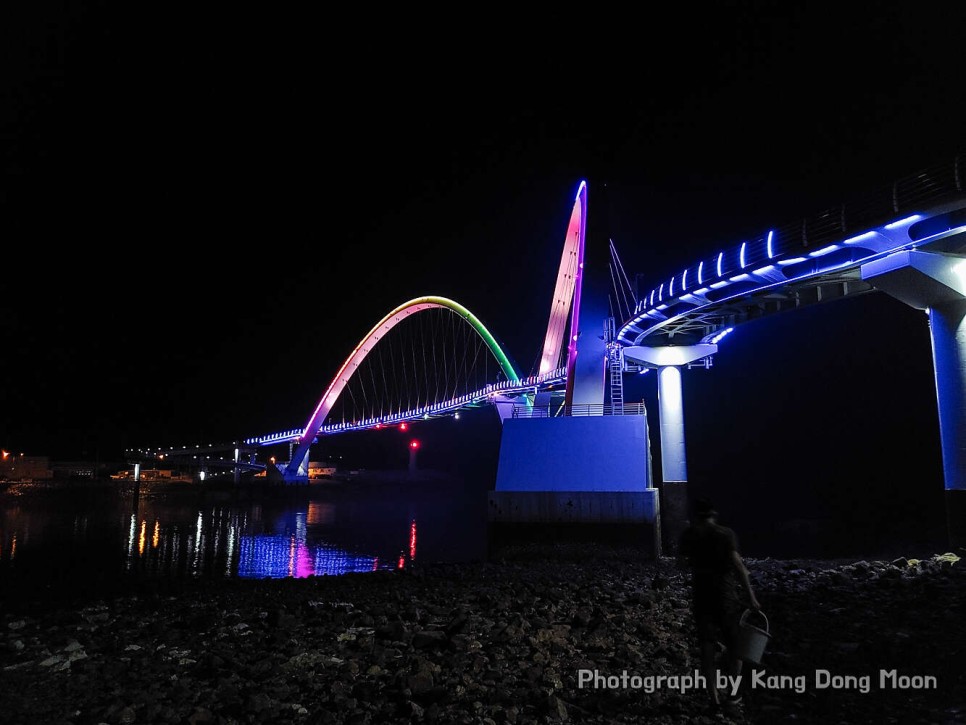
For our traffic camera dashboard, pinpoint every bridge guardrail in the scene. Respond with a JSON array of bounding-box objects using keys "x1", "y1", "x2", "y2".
[
  {"x1": 512, "y1": 403, "x2": 646, "y2": 418},
  {"x1": 628, "y1": 150, "x2": 966, "y2": 336}
]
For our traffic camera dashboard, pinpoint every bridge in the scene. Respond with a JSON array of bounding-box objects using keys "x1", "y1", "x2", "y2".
[
  {"x1": 128, "y1": 183, "x2": 591, "y2": 479},
  {"x1": 127, "y1": 151, "x2": 966, "y2": 547}
]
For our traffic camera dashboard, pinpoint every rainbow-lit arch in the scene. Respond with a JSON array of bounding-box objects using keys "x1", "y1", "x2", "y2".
[{"x1": 285, "y1": 296, "x2": 519, "y2": 478}]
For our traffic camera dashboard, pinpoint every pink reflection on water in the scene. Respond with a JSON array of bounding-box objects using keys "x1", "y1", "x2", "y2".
[{"x1": 294, "y1": 535, "x2": 314, "y2": 578}]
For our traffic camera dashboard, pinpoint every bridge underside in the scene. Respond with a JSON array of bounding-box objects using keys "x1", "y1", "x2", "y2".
[{"x1": 625, "y1": 267, "x2": 877, "y2": 347}]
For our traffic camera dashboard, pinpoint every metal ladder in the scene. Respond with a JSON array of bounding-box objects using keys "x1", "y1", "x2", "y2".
[{"x1": 604, "y1": 317, "x2": 624, "y2": 415}]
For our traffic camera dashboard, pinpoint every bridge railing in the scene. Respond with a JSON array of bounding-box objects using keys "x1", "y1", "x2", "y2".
[
  {"x1": 512, "y1": 402, "x2": 646, "y2": 418},
  {"x1": 630, "y1": 151, "x2": 965, "y2": 326},
  {"x1": 793, "y1": 157, "x2": 965, "y2": 250}
]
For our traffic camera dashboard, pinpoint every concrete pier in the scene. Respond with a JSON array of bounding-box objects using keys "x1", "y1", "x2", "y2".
[{"x1": 487, "y1": 414, "x2": 660, "y2": 556}]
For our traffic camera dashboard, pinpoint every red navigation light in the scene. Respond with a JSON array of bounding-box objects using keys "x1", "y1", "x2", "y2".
[
  {"x1": 399, "y1": 422, "x2": 408, "y2": 431},
  {"x1": 375, "y1": 423, "x2": 383, "y2": 429},
  {"x1": 409, "y1": 440, "x2": 420, "y2": 450}
]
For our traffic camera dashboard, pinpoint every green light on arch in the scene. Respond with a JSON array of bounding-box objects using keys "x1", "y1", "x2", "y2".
[{"x1": 388, "y1": 296, "x2": 520, "y2": 383}]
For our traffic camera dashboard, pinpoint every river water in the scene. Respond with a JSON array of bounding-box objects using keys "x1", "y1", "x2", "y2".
[
  {"x1": 1, "y1": 405, "x2": 951, "y2": 610},
  {"x1": 0, "y1": 474, "x2": 492, "y2": 606}
]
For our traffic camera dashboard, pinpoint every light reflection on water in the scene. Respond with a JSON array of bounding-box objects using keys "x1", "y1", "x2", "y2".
[
  {"x1": 0, "y1": 479, "x2": 485, "y2": 595},
  {"x1": 118, "y1": 501, "x2": 420, "y2": 578},
  {"x1": 120, "y1": 508, "x2": 410, "y2": 578}
]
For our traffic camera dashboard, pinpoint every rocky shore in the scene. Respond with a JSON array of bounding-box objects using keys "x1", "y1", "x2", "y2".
[{"x1": 1, "y1": 544, "x2": 964, "y2": 725}]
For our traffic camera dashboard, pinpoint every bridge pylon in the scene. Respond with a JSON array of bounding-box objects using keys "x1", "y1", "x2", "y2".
[{"x1": 488, "y1": 181, "x2": 663, "y2": 556}]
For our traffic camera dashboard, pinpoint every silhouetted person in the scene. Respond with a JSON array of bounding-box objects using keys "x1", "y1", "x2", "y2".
[{"x1": 678, "y1": 497, "x2": 760, "y2": 710}]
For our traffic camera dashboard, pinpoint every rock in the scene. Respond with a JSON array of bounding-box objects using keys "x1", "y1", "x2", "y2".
[
  {"x1": 375, "y1": 621, "x2": 410, "y2": 641},
  {"x1": 406, "y1": 670, "x2": 434, "y2": 694},
  {"x1": 187, "y1": 707, "x2": 214, "y2": 724},
  {"x1": 412, "y1": 630, "x2": 447, "y2": 649},
  {"x1": 400, "y1": 700, "x2": 424, "y2": 718},
  {"x1": 545, "y1": 694, "x2": 569, "y2": 721}
]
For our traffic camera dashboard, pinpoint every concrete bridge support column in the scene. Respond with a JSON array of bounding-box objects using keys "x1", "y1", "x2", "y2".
[
  {"x1": 658, "y1": 365, "x2": 689, "y2": 556},
  {"x1": 928, "y1": 300, "x2": 966, "y2": 547},
  {"x1": 624, "y1": 343, "x2": 716, "y2": 554},
  {"x1": 658, "y1": 365, "x2": 687, "y2": 482},
  {"x1": 862, "y1": 250, "x2": 966, "y2": 547}
]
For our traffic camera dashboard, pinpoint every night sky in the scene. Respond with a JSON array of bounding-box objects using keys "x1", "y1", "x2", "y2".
[{"x1": 2, "y1": 4, "x2": 965, "y2": 553}]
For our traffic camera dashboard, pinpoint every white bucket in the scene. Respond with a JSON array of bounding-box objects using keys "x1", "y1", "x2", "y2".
[{"x1": 735, "y1": 609, "x2": 771, "y2": 665}]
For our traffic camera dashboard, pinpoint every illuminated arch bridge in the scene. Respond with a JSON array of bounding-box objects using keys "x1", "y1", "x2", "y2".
[
  {"x1": 135, "y1": 183, "x2": 590, "y2": 482},
  {"x1": 137, "y1": 299, "x2": 567, "y2": 479},
  {"x1": 275, "y1": 295, "x2": 562, "y2": 470},
  {"x1": 127, "y1": 155, "x2": 966, "y2": 544}
]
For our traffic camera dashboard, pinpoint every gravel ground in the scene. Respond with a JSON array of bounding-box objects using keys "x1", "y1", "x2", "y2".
[{"x1": 1, "y1": 543, "x2": 964, "y2": 725}]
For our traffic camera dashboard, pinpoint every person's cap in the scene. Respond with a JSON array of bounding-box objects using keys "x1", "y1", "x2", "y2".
[{"x1": 693, "y1": 497, "x2": 717, "y2": 518}]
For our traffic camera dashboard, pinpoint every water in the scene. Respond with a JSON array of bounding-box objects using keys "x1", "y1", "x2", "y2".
[{"x1": 0, "y1": 474, "x2": 491, "y2": 608}]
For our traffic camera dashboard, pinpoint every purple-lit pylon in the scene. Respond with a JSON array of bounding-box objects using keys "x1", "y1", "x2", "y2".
[{"x1": 537, "y1": 181, "x2": 588, "y2": 407}]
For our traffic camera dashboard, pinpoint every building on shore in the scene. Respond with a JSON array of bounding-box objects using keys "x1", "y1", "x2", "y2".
[
  {"x1": 50, "y1": 460, "x2": 127, "y2": 480},
  {"x1": 0, "y1": 454, "x2": 53, "y2": 481},
  {"x1": 110, "y1": 468, "x2": 193, "y2": 483}
]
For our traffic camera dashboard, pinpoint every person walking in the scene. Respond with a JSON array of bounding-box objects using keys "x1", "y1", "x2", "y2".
[{"x1": 678, "y1": 497, "x2": 761, "y2": 711}]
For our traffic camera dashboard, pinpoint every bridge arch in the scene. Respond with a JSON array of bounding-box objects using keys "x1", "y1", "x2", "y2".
[{"x1": 285, "y1": 296, "x2": 519, "y2": 478}]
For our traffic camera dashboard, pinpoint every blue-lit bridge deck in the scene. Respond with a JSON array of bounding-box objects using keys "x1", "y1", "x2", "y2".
[
  {"x1": 619, "y1": 156, "x2": 966, "y2": 346},
  {"x1": 127, "y1": 367, "x2": 569, "y2": 468},
  {"x1": 243, "y1": 367, "x2": 567, "y2": 446}
]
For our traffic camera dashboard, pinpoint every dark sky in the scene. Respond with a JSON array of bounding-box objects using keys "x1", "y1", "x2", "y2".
[{"x1": 2, "y1": 4, "x2": 964, "y2": 549}]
